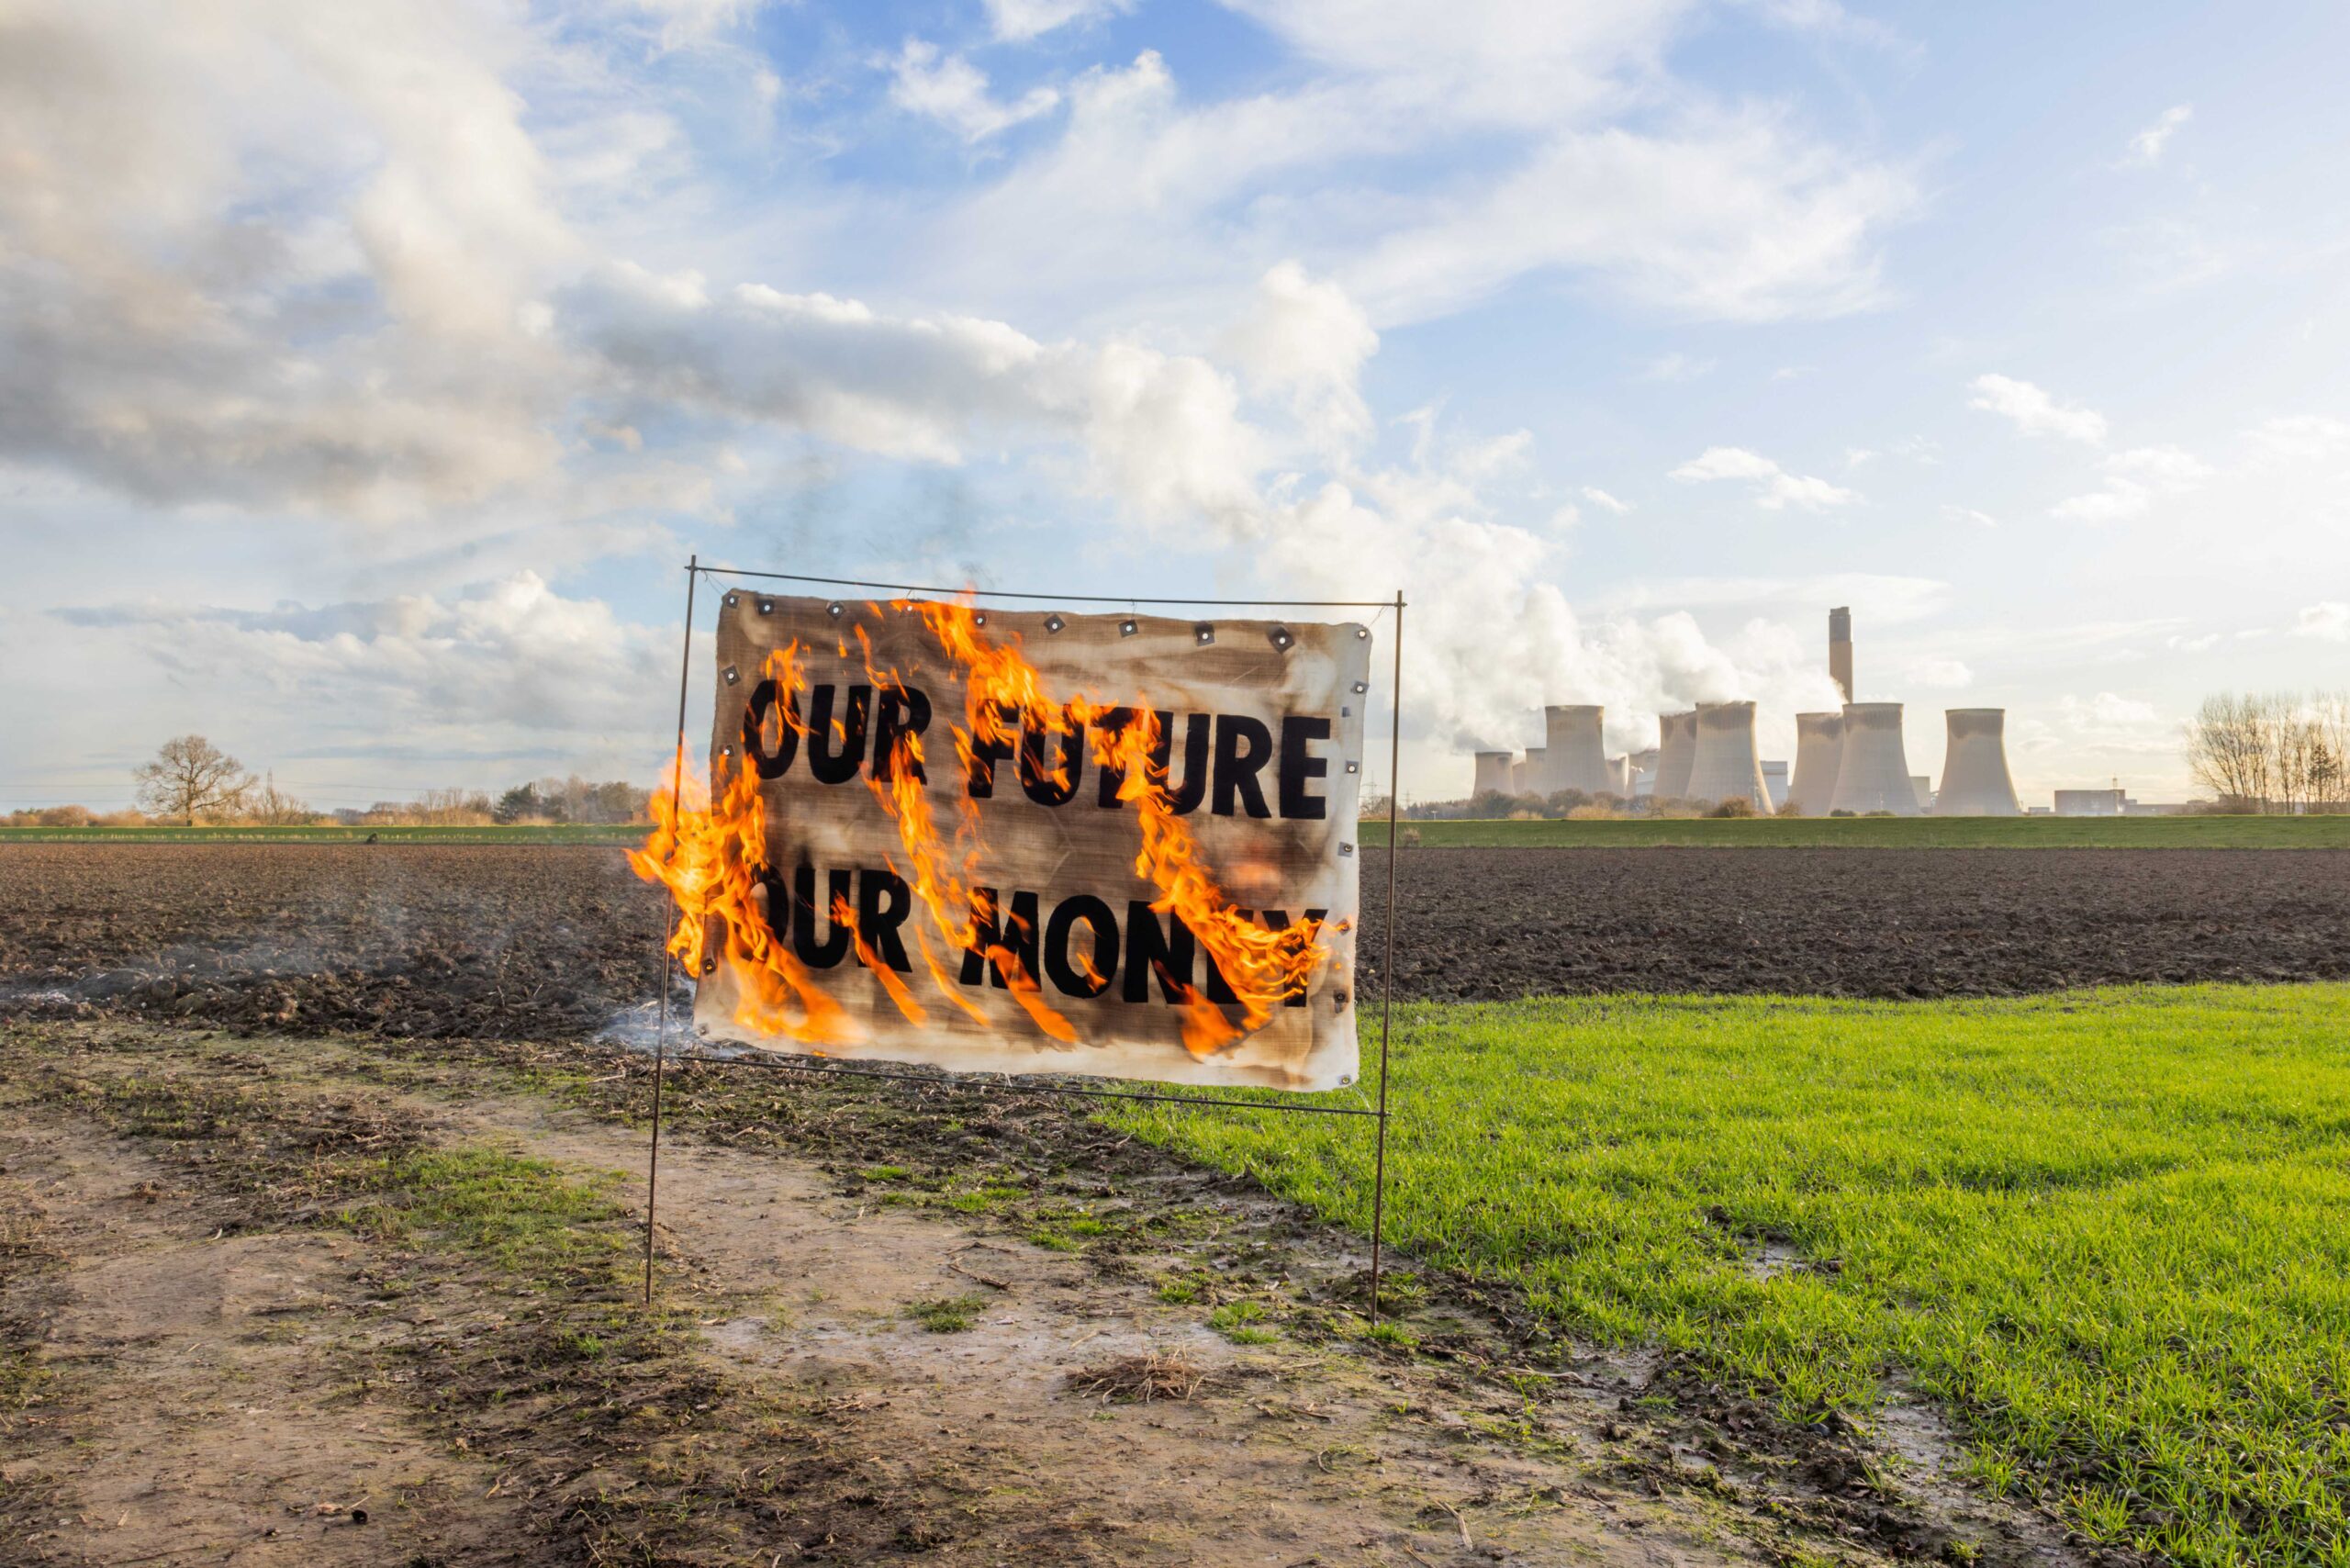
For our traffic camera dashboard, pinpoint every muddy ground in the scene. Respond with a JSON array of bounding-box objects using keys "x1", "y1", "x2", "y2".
[
  {"x1": 4, "y1": 843, "x2": 2346, "y2": 1040},
  {"x1": 0, "y1": 1023, "x2": 2093, "y2": 1568}
]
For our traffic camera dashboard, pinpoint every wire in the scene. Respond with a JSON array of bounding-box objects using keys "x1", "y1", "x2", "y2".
[{"x1": 691, "y1": 564, "x2": 1396, "y2": 610}]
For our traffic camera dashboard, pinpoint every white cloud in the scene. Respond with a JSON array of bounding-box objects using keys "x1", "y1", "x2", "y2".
[
  {"x1": 1641, "y1": 352, "x2": 1716, "y2": 381},
  {"x1": 2125, "y1": 103, "x2": 2193, "y2": 167},
  {"x1": 1348, "y1": 112, "x2": 1916, "y2": 325},
  {"x1": 2165, "y1": 632, "x2": 2220, "y2": 652},
  {"x1": 2050, "y1": 444, "x2": 2212, "y2": 521},
  {"x1": 983, "y1": 0, "x2": 1133, "y2": 41},
  {"x1": 1905, "y1": 656, "x2": 1973, "y2": 689},
  {"x1": 2246, "y1": 414, "x2": 2350, "y2": 464},
  {"x1": 1550, "y1": 503, "x2": 1581, "y2": 531},
  {"x1": 1968, "y1": 374, "x2": 2108, "y2": 443},
  {"x1": 2295, "y1": 601, "x2": 2350, "y2": 643},
  {"x1": 57, "y1": 572, "x2": 670, "y2": 749},
  {"x1": 1942, "y1": 504, "x2": 1998, "y2": 528},
  {"x1": 888, "y1": 40, "x2": 1060, "y2": 141},
  {"x1": 1670, "y1": 446, "x2": 1859, "y2": 510},
  {"x1": 1219, "y1": 260, "x2": 1379, "y2": 454},
  {"x1": 1581, "y1": 486, "x2": 1631, "y2": 514}
]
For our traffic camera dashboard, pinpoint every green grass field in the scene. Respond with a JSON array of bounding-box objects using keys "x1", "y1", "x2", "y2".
[
  {"x1": 0, "y1": 823, "x2": 650, "y2": 845},
  {"x1": 1112, "y1": 984, "x2": 2350, "y2": 1564},
  {"x1": 1363, "y1": 813, "x2": 2350, "y2": 847}
]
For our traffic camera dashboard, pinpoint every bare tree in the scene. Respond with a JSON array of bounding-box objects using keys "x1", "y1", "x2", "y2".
[
  {"x1": 250, "y1": 772, "x2": 316, "y2": 826},
  {"x1": 133, "y1": 735, "x2": 255, "y2": 825},
  {"x1": 2185, "y1": 695, "x2": 2272, "y2": 811}
]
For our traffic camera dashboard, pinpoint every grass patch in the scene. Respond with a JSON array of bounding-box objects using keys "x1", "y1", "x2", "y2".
[
  {"x1": 906, "y1": 1293, "x2": 990, "y2": 1333},
  {"x1": 1108, "y1": 982, "x2": 2350, "y2": 1564},
  {"x1": 1359, "y1": 813, "x2": 2350, "y2": 848}
]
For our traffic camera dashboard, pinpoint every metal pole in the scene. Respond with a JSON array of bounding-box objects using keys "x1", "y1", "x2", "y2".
[
  {"x1": 645, "y1": 554, "x2": 699, "y2": 1305},
  {"x1": 1369, "y1": 590, "x2": 1404, "y2": 1324}
]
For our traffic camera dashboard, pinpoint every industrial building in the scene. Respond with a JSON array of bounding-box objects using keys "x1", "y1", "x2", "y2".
[{"x1": 1460, "y1": 607, "x2": 2159, "y2": 816}]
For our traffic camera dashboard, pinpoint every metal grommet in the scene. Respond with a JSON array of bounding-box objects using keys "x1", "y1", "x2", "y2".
[
  {"x1": 826, "y1": 600, "x2": 845, "y2": 618},
  {"x1": 973, "y1": 611, "x2": 988, "y2": 627},
  {"x1": 721, "y1": 744, "x2": 735, "y2": 759},
  {"x1": 702, "y1": 957, "x2": 717, "y2": 974},
  {"x1": 1338, "y1": 842, "x2": 1355, "y2": 856},
  {"x1": 1355, "y1": 626, "x2": 1371, "y2": 639},
  {"x1": 1333, "y1": 992, "x2": 1349, "y2": 1010},
  {"x1": 1268, "y1": 626, "x2": 1294, "y2": 651},
  {"x1": 1351, "y1": 681, "x2": 1368, "y2": 694},
  {"x1": 756, "y1": 598, "x2": 775, "y2": 614},
  {"x1": 1337, "y1": 1072, "x2": 1355, "y2": 1085},
  {"x1": 1193, "y1": 622, "x2": 1215, "y2": 645},
  {"x1": 722, "y1": 665, "x2": 741, "y2": 685},
  {"x1": 1044, "y1": 613, "x2": 1066, "y2": 634},
  {"x1": 1346, "y1": 760, "x2": 1359, "y2": 774},
  {"x1": 723, "y1": 592, "x2": 739, "y2": 609},
  {"x1": 1118, "y1": 618, "x2": 1139, "y2": 637}
]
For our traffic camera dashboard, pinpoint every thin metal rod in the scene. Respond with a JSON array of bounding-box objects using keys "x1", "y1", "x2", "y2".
[
  {"x1": 650, "y1": 1047, "x2": 1384, "y2": 1116},
  {"x1": 1370, "y1": 589, "x2": 1404, "y2": 1325},
  {"x1": 692, "y1": 563, "x2": 1394, "y2": 610},
  {"x1": 645, "y1": 553, "x2": 698, "y2": 1305}
]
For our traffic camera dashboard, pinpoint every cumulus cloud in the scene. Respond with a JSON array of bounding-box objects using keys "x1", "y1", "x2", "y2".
[
  {"x1": 1968, "y1": 375, "x2": 2108, "y2": 443},
  {"x1": 57, "y1": 573, "x2": 671, "y2": 746},
  {"x1": 1581, "y1": 486, "x2": 1631, "y2": 514},
  {"x1": 1942, "y1": 504, "x2": 1998, "y2": 528},
  {"x1": 2296, "y1": 601, "x2": 2350, "y2": 643},
  {"x1": 887, "y1": 40, "x2": 1061, "y2": 141},
  {"x1": 1669, "y1": 446, "x2": 1859, "y2": 510},
  {"x1": 2126, "y1": 103, "x2": 2193, "y2": 167},
  {"x1": 2050, "y1": 444, "x2": 2212, "y2": 521},
  {"x1": 1219, "y1": 260, "x2": 1380, "y2": 455}
]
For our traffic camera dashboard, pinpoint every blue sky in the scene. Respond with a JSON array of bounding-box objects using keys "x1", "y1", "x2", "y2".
[{"x1": 4, "y1": 0, "x2": 2346, "y2": 811}]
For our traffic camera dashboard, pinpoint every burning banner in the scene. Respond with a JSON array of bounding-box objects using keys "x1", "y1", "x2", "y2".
[{"x1": 632, "y1": 592, "x2": 1371, "y2": 1091}]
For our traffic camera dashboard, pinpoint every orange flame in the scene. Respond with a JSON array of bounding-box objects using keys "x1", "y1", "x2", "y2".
[{"x1": 633, "y1": 597, "x2": 1330, "y2": 1058}]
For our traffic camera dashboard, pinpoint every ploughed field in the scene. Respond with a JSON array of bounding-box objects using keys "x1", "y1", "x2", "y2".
[{"x1": 3, "y1": 841, "x2": 2348, "y2": 1036}]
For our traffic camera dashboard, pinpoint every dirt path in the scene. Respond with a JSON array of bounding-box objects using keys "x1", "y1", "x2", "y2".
[
  {"x1": 0, "y1": 1025, "x2": 2088, "y2": 1566},
  {"x1": 457, "y1": 1094, "x2": 1735, "y2": 1567},
  {"x1": 0, "y1": 1119, "x2": 528, "y2": 1566}
]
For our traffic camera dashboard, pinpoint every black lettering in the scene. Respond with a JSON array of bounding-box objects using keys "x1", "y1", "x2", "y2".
[
  {"x1": 806, "y1": 684, "x2": 871, "y2": 785},
  {"x1": 1278, "y1": 715, "x2": 1331, "y2": 820},
  {"x1": 1149, "y1": 711, "x2": 1212, "y2": 814},
  {"x1": 1091, "y1": 707, "x2": 1138, "y2": 806},
  {"x1": 964, "y1": 703, "x2": 1018, "y2": 798},
  {"x1": 1124, "y1": 900, "x2": 1196, "y2": 1003},
  {"x1": 856, "y1": 868, "x2": 913, "y2": 972},
  {"x1": 740, "y1": 679, "x2": 800, "y2": 779},
  {"x1": 790, "y1": 864, "x2": 853, "y2": 968},
  {"x1": 1044, "y1": 894, "x2": 1118, "y2": 997},
  {"x1": 1260, "y1": 908, "x2": 1326, "y2": 1007},
  {"x1": 755, "y1": 868, "x2": 791, "y2": 942},
  {"x1": 1212, "y1": 714, "x2": 1274, "y2": 818},
  {"x1": 957, "y1": 887, "x2": 1039, "y2": 988},
  {"x1": 1018, "y1": 714, "x2": 1084, "y2": 807},
  {"x1": 870, "y1": 687, "x2": 931, "y2": 783}
]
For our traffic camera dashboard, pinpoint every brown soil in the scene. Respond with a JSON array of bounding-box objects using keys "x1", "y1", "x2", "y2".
[
  {"x1": 5, "y1": 845, "x2": 2348, "y2": 1046},
  {"x1": 0, "y1": 1024, "x2": 2077, "y2": 1568}
]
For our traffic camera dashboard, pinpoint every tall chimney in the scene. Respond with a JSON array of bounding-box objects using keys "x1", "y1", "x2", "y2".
[{"x1": 1829, "y1": 606, "x2": 1853, "y2": 702}]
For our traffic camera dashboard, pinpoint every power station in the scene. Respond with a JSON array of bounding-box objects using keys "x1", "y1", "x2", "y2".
[{"x1": 1462, "y1": 608, "x2": 2040, "y2": 815}]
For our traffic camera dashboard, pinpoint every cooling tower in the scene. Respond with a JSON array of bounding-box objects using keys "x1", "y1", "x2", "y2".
[
  {"x1": 1934, "y1": 709, "x2": 2020, "y2": 816},
  {"x1": 1541, "y1": 705, "x2": 1609, "y2": 794},
  {"x1": 1472, "y1": 750, "x2": 1515, "y2": 798},
  {"x1": 1628, "y1": 748, "x2": 1660, "y2": 798},
  {"x1": 1684, "y1": 701, "x2": 1774, "y2": 812},
  {"x1": 1510, "y1": 758, "x2": 1528, "y2": 794},
  {"x1": 1911, "y1": 777, "x2": 1933, "y2": 811},
  {"x1": 1828, "y1": 703, "x2": 1919, "y2": 815},
  {"x1": 1829, "y1": 606, "x2": 1853, "y2": 703},
  {"x1": 1654, "y1": 711, "x2": 1697, "y2": 799},
  {"x1": 1522, "y1": 747, "x2": 1548, "y2": 795},
  {"x1": 1608, "y1": 756, "x2": 1635, "y2": 796},
  {"x1": 1785, "y1": 711, "x2": 1844, "y2": 815}
]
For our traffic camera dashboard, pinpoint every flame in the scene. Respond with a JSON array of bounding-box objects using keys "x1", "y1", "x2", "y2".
[{"x1": 634, "y1": 597, "x2": 1331, "y2": 1058}]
